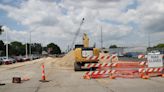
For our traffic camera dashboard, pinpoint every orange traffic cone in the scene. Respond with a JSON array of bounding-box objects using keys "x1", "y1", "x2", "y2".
[
  {"x1": 83, "y1": 75, "x2": 91, "y2": 80},
  {"x1": 39, "y1": 64, "x2": 49, "y2": 82},
  {"x1": 142, "y1": 75, "x2": 149, "y2": 79},
  {"x1": 42, "y1": 64, "x2": 46, "y2": 80},
  {"x1": 109, "y1": 75, "x2": 116, "y2": 79},
  {"x1": 162, "y1": 74, "x2": 164, "y2": 78}
]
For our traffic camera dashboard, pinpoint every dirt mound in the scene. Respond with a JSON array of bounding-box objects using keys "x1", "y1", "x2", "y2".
[
  {"x1": 55, "y1": 51, "x2": 75, "y2": 67},
  {"x1": 51, "y1": 51, "x2": 118, "y2": 68}
]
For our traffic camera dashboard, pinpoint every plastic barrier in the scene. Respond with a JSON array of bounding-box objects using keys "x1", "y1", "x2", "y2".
[
  {"x1": 83, "y1": 61, "x2": 147, "y2": 69},
  {"x1": 83, "y1": 67, "x2": 164, "y2": 79},
  {"x1": 83, "y1": 60, "x2": 163, "y2": 79},
  {"x1": 86, "y1": 54, "x2": 118, "y2": 61}
]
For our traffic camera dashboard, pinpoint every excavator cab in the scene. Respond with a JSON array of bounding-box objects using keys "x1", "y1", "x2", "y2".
[{"x1": 74, "y1": 33, "x2": 99, "y2": 71}]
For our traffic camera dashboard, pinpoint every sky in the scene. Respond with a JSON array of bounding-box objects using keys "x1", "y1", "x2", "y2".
[{"x1": 0, "y1": 0, "x2": 164, "y2": 52}]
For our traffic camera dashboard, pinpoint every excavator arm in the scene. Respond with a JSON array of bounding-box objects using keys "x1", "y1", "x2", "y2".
[{"x1": 83, "y1": 33, "x2": 89, "y2": 47}]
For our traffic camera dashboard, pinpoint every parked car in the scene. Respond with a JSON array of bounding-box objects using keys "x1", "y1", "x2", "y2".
[
  {"x1": 29, "y1": 55, "x2": 41, "y2": 60},
  {"x1": 124, "y1": 52, "x2": 141, "y2": 58},
  {"x1": 12, "y1": 56, "x2": 23, "y2": 62},
  {"x1": 8, "y1": 57, "x2": 16, "y2": 63},
  {"x1": 1, "y1": 57, "x2": 13, "y2": 65},
  {"x1": 0, "y1": 58, "x2": 3, "y2": 65},
  {"x1": 124, "y1": 52, "x2": 133, "y2": 57},
  {"x1": 22, "y1": 56, "x2": 30, "y2": 61}
]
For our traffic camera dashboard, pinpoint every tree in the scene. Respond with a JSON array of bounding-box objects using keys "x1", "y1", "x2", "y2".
[
  {"x1": 109, "y1": 45, "x2": 118, "y2": 48},
  {"x1": 147, "y1": 43, "x2": 164, "y2": 52},
  {"x1": 10, "y1": 41, "x2": 25, "y2": 56},
  {"x1": 0, "y1": 40, "x2": 5, "y2": 56},
  {"x1": 0, "y1": 25, "x2": 4, "y2": 35},
  {"x1": 43, "y1": 47, "x2": 47, "y2": 51},
  {"x1": 31, "y1": 43, "x2": 42, "y2": 54},
  {"x1": 47, "y1": 43, "x2": 61, "y2": 54},
  {"x1": 154, "y1": 44, "x2": 164, "y2": 48}
]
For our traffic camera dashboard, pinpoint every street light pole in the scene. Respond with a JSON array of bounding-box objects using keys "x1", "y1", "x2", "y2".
[
  {"x1": 148, "y1": 31, "x2": 150, "y2": 47},
  {"x1": 29, "y1": 31, "x2": 32, "y2": 60},
  {"x1": 100, "y1": 26, "x2": 103, "y2": 49},
  {"x1": 29, "y1": 26, "x2": 38, "y2": 60},
  {"x1": 26, "y1": 42, "x2": 28, "y2": 58},
  {"x1": 5, "y1": 28, "x2": 8, "y2": 59}
]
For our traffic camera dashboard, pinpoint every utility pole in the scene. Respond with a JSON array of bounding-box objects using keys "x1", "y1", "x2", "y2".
[
  {"x1": 67, "y1": 45, "x2": 69, "y2": 53},
  {"x1": 100, "y1": 26, "x2": 103, "y2": 49},
  {"x1": 25, "y1": 32, "x2": 28, "y2": 58},
  {"x1": 26, "y1": 42, "x2": 28, "y2": 58},
  {"x1": 41, "y1": 43, "x2": 43, "y2": 54},
  {"x1": 5, "y1": 28, "x2": 8, "y2": 59},
  {"x1": 148, "y1": 31, "x2": 150, "y2": 48},
  {"x1": 29, "y1": 31, "x2": 32, "y2": 60}
]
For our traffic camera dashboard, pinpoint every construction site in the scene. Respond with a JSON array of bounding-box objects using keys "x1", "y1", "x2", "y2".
[
  {"x1": 0, "y1": 0, "x2": 164, "y2": 92},
  {"x1": 0, "y1": 48, "x2": 163, "y2": 92},
  {"x1": 0, "y1": 24, "x2": 164, "y2": 92}
]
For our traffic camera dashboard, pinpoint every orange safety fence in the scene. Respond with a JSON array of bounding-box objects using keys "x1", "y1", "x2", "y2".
[
  {"x1": 83, "y1": 63, "x2": 163, "y2": 79},
  {"x1": 83, "y1": 61, "x2": 147, "y2": 69}
]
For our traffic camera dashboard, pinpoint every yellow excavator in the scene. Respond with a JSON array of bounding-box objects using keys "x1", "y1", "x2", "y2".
[{"x1": 74, "y1": 33, "x2": 100, "y2": 71}]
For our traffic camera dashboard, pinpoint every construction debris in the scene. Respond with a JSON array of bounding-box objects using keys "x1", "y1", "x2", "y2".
[
  {"x1": 12, "y1": 77, "x2": 21, "y2": 83},
  {"x1": 21, "y1": 77, "x2": 30, "y2": 81},
  {"x1": 0, "y1": 83, "x2": 5, "y2": 86}
]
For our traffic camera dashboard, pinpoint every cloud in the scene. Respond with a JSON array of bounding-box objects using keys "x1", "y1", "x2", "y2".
[
  {"x1": 0, "y1": 0, "x2": 164, "y2": 51},
  {"x1": 0, "y1": 26, "x2": 28, "y2": 43},
  {"x1": 144, "y1": 16, "x2": 164, "y2": 33},
  {"x1": 137, "y1": 0, "x2": 164, "y2": 32}
]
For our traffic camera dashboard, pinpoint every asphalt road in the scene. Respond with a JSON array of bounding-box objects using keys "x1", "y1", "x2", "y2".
[{"x1": 0, "y1": 57, "x2": 164, "y2": 92}]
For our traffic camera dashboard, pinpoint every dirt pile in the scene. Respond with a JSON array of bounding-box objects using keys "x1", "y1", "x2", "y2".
[
  {"x1": 55, "y1": 51, "x2": 75, "y2": 68},
  {"x1": 51, "y1": 51, "x2": 118, "y2": 68}
]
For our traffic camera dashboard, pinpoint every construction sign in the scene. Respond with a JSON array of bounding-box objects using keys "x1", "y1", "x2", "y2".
[
  {"x1": 82, "y1": 50, "x2": 93, "y2": 57},
  {"x1": 147, "y1": 53, "x2": 163, "y2": 68}
]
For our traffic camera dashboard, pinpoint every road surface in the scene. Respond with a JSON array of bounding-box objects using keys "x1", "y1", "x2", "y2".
[{"x1": 0, "y1": 57, "x2": 164, "y2": 92}]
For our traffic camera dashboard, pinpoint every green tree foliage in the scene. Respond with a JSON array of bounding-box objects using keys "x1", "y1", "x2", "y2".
[
  {"x1": 47, "y1": 43, "x2": 61, "y2": 54},
  {"x1": 10, "y1": 41, "x2": 25, "y2": 56},
  {"x1": 154, "y1": 44, "x2": 164, "y2": 48},
  {"x1": 31, "y1": 43, "x2": 42, "y2": 54},
  {"x1": 0, "y1": 40, "x2": 5, "y2": 56},
  {"x1": 147, "y1": 43, "x2": 164, "y2": 52},
  {"x1": 43, "y1": 47, "x2": 47, "y2": 51},
  {"x1": 109, "y1": 45, "x2": 118, "y2": 48},
  {"x1": 0, "y1": 40, "x2": 61, "y2": 56},
  {"x1": 0, "y1": 25, "x2": 4, "y2": 34}
]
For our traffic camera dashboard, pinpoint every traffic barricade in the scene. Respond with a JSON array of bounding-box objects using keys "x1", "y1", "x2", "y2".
[
  {"x1": 83, "y1": 53, "x2": 163, "y2": 79},
  {"x1": 86, "y1": 54, "x2": 118, "y2": 62},
  {"x1": 83, "y1": 61, "x2": 147, "y2": 69}
]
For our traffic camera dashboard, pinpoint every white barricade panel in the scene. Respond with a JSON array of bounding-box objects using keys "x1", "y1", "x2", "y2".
[{"x1": 147, "y1": 53, "x2": 163, "y2": 68}]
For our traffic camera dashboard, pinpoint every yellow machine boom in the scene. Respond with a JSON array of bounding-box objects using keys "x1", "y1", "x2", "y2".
[
  {"x1": 83, "y1": 33, "x2": 89, "y2": 47},
  {"x1": 74, "y1": 33, "x2": 100, "y2": 71}
]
